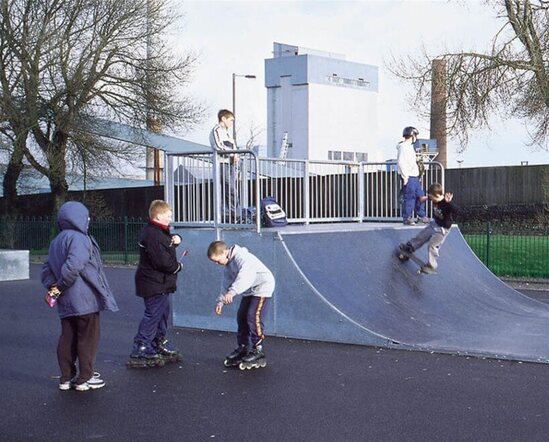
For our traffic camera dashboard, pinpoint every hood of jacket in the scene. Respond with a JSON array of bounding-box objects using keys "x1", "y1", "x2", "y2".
[
  {"x1": 58, "y1": 201, "x2": 89, "y2": 234},
  {"x1": 396, "y1": 139, "x2": 412, "y2": 151}
]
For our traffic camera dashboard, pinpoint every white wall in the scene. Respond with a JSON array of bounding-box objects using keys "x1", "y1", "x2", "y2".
[
  {"x1": 267, "y1": 78, "x2": 309, "y2": 160},
  {"x1": 288, "y1": 85, "x2": 308, "y2": 160},
  {"x1": 307, "y1": 84, "x2": 377, "y2": 161},
  {"x1": 269, "y1": 82, "x2": 377, "y2": 161},
  {"x1": 266, "y1": 49, "x2": 378, "y2": 162}
]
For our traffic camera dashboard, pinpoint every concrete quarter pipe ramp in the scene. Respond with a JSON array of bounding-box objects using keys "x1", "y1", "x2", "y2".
[{"x1": 173, "y1": 225, "x2": 549, "y2": 363}]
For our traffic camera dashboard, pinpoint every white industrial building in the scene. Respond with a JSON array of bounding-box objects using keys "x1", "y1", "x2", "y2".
[{"x1": 265, "y1": 42, "x2": 378, "y2": 162}]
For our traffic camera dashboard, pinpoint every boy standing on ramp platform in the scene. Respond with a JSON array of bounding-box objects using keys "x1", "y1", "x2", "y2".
[
  {"x1": 207, "y1": 240, "x2": 275, "y2": 370},
  {"x1": 397, "y1": 126, "x2": 428, "y2": 225},
  {"x1": 209, "y1": 109, "x2": 240, "y2": 222},
  {"x1": 399, "y1": 183, "x2": 459, "y2": 273}
]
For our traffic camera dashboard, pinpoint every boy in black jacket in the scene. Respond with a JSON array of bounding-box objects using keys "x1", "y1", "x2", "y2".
[
  {"x1": 127, "y1": 200, "x2": 183, "y2": 368},
  {"x1": 399, "y1": 183, "x2": 459, "y2": 273}
]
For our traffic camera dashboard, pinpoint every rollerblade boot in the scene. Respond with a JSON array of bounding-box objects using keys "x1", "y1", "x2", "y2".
[
  {"x1": 126, "y1": 341, "x2": 165, "y2": 368},
  {"x1": 238, "y1": 344, "x2": 267, "y2": 371},
  {"x1": 223, "y1": 344, "x2": 249, "y2": 368},
  {"x1": 153, "y1": 337, "x2": 183, "y2": 364}
]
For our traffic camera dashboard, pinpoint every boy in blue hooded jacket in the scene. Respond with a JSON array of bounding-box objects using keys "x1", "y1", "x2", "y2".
[{"x1": 42, "y1": 201, "x2": 118, "y2": 391}]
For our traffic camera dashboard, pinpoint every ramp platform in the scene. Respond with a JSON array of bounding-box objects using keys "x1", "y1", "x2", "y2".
[{"x1": 173, "y1": 224, "x2": 549, "y2": 363}]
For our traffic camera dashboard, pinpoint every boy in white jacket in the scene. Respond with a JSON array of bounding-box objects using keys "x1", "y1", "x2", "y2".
[
  {"x1": 208, "y1": 240, "x2": 275, "y2": 369},
  {"x1": 397, "y1": 126, "x2": 428, "y2": 225},
  {"x1": 209, "y1": 109, "x2": 240, "y2": 222}
]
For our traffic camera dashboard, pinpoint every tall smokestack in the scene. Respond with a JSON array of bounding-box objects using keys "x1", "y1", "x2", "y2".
[
  {"x1": 430, "y1": 59, "x2": 447, "y2": 168},
  {"x1": 146, "y1": 0, "x2": 163, "y2": 185}
]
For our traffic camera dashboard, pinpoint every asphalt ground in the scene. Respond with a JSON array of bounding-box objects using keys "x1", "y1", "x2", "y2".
[{"x1": 2, "y1": 265, "x2": 549, "y2": 442}]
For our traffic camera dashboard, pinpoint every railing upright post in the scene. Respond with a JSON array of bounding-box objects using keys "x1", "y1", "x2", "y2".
[
  {"x1": 164, "y1": 153, "x2": 174, "y2": 218},
  {"x1": 304, "y1": 160, "x2": 310, "y2": 224},
  {"x1": 212, "y1": 151, "x2": 221, "y2": 228},
  {"x1": 486, "y1": 222, "x2": 491, "y2": 270},
  {"x1": 240, "y1": 158, "x2": 248, "y2": 215},
  {"x1": 358, "y1": 163, "x2": 365, "y2": 222},
  {"x1": 124, "y1": 216, "x2": 129, "y2": 264},
  {"x1": 253, "y1": 155, "x2": 261, "y2": 233}
]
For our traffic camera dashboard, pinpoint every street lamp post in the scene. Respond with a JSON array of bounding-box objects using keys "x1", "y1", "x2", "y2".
[{"x1": 232, "y1": 73, "x2": 256, "y2": 146}]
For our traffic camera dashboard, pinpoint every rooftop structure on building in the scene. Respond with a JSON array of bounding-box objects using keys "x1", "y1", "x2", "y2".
[{"x1": 265, "y1": 42, "x2": 378, "y2": 162}]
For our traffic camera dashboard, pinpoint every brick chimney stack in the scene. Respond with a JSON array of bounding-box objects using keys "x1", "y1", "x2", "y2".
[{"x1": 430, "y1": 59, "x2": 447, "y2": 168}]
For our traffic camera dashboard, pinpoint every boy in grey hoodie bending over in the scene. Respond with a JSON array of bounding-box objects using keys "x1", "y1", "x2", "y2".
[{"x1": 207, "y1": 241, "x2": 275, "y2": 369}]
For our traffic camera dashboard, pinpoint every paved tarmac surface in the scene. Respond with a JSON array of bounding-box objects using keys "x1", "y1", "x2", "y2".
[{"x1": 2, "y1": 265, "x2": 549, "y2": 442}]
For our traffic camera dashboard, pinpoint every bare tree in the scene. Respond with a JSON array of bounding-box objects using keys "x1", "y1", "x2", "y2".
[
  {"x1": 0, "y1": 0, "x2": 203, "y2": 214},
  {"x1": 0, "y1": 13, "x2": 32, "y2": 214},
  {"x1": 388, "y1": 0, "x2": 549, "y2": 151},
  {"x1": 244, "y1": 121, "x2": 265, "y2": 151}
]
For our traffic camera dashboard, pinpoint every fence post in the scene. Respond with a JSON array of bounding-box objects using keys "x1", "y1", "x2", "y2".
[
  {"x1": 486, "y1": 222, "x2": 491, "y2": 270},
  {"x1": 304, "y1": 160, "x2": 310, "y2": 224},
  {"x1": 212, "y1": 150, "x2": 221, "y2": 228},
  {"x1": 358, "y1": 163, "x2": 365, "y2": 222},
  {"x1": 124, "y1": 216, "x2": 129, "y2": 265}
]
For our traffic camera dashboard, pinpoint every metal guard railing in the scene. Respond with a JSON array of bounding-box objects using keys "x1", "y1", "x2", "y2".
[{"x1": 165, "y1": 151, "x2": 445, "y2": 232}]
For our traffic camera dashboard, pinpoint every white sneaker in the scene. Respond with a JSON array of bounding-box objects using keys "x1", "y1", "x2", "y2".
[
  {"x1": 58, "y1": 381, "x2": 72, "y2": 391},
  {"x1": 75, "y1": 372, "x2": 105, "y2": 391},
  {"x1": 421, "y1": 264, "x2": 437, "y2": 274}
]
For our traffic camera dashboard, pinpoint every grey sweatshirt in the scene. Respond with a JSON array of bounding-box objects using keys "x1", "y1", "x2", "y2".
[{"x1": 217, "y1": 245, "x2": 275, "y2": 303}]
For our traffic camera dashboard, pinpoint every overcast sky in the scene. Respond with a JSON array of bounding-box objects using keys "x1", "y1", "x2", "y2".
[{"x1": 170, "y1": 0, "x2": 549, "y2": 168}]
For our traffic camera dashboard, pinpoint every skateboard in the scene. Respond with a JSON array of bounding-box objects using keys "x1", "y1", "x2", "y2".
[{"x1": 396, "y1": 245, "x2": 437, "y2": 275}]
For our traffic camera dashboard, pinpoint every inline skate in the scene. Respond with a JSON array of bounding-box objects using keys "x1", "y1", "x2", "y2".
[
  {"x1": 126, "y1": 341, "x2": 165, "y2": 368},
  {"x1": 238, "y1": 344, "x2": 267, "y2": 371},
  {"x1": 223, "y1": 344, "x2": 249, "y2": 368},
  {"x1": 153, "y1": 336, "x2": 183, "y2": 364}
]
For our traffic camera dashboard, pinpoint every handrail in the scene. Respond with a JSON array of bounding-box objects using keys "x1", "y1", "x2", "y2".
[{"x1": 166, "y1": 152, "x2": 445, "y2": 231}]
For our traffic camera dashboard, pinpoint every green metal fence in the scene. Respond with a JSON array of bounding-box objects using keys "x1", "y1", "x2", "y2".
[
  {"x1": 0, "y1": 217, "x2": 547, "y2": 278},
  {"x1": 460, "y1": 223, "x2": 549, "y2": 279},
  {"x1": 0, "y1": 216, "x2": 146, "y2": 265}
]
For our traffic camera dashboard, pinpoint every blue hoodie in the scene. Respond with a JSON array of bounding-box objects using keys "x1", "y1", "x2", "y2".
[{"x1": 41, "y1": 201, "x2": 118, "y2": 319}]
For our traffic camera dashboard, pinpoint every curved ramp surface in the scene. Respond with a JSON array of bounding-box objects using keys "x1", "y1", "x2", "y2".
[{"x1": 279, "y1": 227, "x2": 549, "y2": 363}]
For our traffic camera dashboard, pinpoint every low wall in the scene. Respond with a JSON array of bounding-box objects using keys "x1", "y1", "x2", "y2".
[{"x1": 0, "y1": 249, "x2": 29, "y2": 281}]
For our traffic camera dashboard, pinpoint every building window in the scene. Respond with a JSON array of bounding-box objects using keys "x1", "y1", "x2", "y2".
[
  {"x1": 326, "y1": 75, "x2": 371, "y2": 89},
  {"x1": 343, "y1": 151, "x2": 354, "y2": 161},
  {"x1": 328, "y1": 151, "x2": 368, "y2": 162}
]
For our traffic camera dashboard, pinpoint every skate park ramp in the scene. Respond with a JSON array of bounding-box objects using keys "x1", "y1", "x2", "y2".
[{"x1": 173, "y1": 224, "x2": 549, "y2": 364}]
